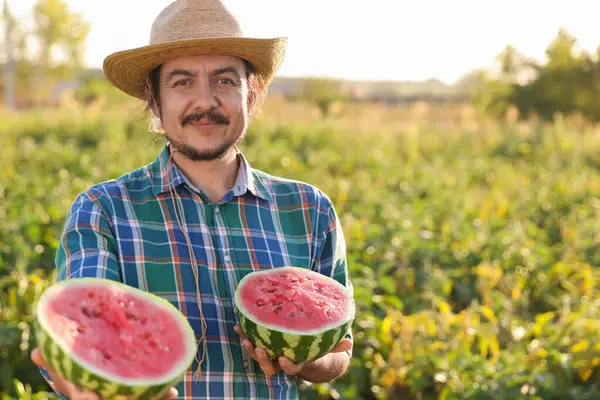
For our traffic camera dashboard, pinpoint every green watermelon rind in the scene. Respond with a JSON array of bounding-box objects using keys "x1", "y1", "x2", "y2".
[
  {"x1": 34, "y1": 278, "x2": 198, "y2": 400},
  {"x1": 234, "y1": 267, "x2": 355, "y2": 363}
]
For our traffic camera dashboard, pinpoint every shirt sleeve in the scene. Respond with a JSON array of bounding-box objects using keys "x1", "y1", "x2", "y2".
[
  {"x1": 312, "y1": 196, "x2": 354, "y2": 355},
  {"x1": 55, "y1": 191, "x2": 122, "y2": 282},
  {"x1": 39, "y1": 191, "x2": 122, "y2": 398}
]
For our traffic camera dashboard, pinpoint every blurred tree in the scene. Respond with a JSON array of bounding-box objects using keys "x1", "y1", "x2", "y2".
[
  {"x1": 517, "y1": 29, "x2": 584, "y2": 119},
  {"x1": 472, "y1": 28, "x2": 600, "y2": 123},
  {"x1": 1, "y1": 0, "x2": 32, "y2": 108},
  {"x1": 2, "y1": 0, "x2": 15, "y2": 109},
  {"x1": 31, "y1": 0, "x2": 90, "y2": 101},
  {"x1": 470, "y1": 71, "x2": 513, "y2": 119},
  {"x1": 453, "y1": 69, "x2": 486, "y2": 94},
  {"x1": 469, "y1": 45, "x2": 531, "y2": 119},
  {"x1": 73, "y1": 72, "x2": 132, "y2": 106},
  {"x1": 294, "y1": 77, "x2": 348, "y2": 118}
]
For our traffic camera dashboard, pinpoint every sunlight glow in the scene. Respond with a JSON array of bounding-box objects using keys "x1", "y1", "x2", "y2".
[{"x1": 10, "y1": 0, "x2": 600, "y2": 83}]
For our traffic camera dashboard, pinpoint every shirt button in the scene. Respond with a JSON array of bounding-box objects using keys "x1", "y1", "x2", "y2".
[
  {"x1": 224, "y1": 254, "x2": 231, "y2": 262},
  {"x1": 243, "y1": 360, "x2": 249, "y2": 369},
  {"x1": 215, "y1": 206, "x2": 220, "y2": 213}
]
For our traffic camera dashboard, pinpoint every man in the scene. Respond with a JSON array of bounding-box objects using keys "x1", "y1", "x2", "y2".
[{"x1": 31, "y1": 0, "x2": 353, "y2": 399}]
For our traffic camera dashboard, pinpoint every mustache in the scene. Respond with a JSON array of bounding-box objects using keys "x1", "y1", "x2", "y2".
[{"x1": 182, "y1": 111, "x2": 230, "y2": 126}]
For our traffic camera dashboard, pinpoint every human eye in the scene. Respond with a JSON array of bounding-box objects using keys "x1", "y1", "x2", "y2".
[
  {"x1": 174, "y1": 78, "x2": 193, "y2": 87},
  {"x1": 216, "y1": 77, "x2": 236, "y2": 85}
]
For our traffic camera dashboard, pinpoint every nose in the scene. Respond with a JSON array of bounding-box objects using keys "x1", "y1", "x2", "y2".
[{"x1": 190, "y1": 79, "x2": 219, "y2": 111}]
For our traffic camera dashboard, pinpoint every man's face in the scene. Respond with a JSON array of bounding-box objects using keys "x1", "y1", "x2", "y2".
[{"x1": 156, "y1": 54, "x2": 250, "y2": 162}]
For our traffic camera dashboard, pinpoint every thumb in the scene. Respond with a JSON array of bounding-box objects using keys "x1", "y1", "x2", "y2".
[
  {"x1": 159, "y1": 387, "x2": 179, "y2": 399},
  {"x1": 31, "y1": 348, "x2": 74, "y2": 397},
  {"x1": 31, "y1": 348, "x2": 51, "y2": 370},
  {"x1": 329, "y1": 338, "x2": 353, "y2": 354}
]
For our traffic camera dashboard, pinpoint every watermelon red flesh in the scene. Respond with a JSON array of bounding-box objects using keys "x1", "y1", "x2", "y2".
[
  {"x1": 234, "y1": 267, "x2": 354, "y2": 363},
  {"x1": 239, "y1": 268, "x2": 350, "y2": 332},
  {"x1": 43, "y1": 285, "x2": 187, "y2": 379}
]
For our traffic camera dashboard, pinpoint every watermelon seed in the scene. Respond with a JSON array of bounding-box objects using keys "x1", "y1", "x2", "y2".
[
  {"x1": 103, "y1": 352, "x2": 112, "y2": 361},
  {"x1": 267, "y1": 288, "x2": 277, "y2": 293},
  {"x1": 289, "y1": 313, "x2": 295, "y2": 318},
  {"x1": 140, "y1": 317, "x2": 148, "y2": 325},
  {"x1": 92, "y1": 310, "x2": 102, "y2": 318},
  {"x1": 82, "y1": 307, "x2": 91, "y2": 317},
  {"x1": 125, "y1": 312, "x2": 137, "y2": 321},
  {"x1": 255, "y1": 299, "x2": 266, "y2": 307}
]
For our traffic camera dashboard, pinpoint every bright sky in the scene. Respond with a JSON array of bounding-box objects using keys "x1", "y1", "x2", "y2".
[{"x1": 10, "y1": 0, "x2": 600, "y2": 83}]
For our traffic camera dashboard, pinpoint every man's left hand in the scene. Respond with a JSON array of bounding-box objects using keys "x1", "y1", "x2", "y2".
[{"x1": 234, "y1": 325, "x2": 352, "y2": 377}]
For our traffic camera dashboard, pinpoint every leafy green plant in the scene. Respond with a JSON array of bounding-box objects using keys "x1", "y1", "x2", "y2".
[{"x1": 1, "y1": 104, "x2": 599, "y2": 399}]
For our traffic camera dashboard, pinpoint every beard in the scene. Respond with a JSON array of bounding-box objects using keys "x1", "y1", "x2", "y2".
[
  {"x1": 166, "y1": 132, "x2": 243, "y2": 162},
  {"x1": 165, "y1": 109, "x2": 246, "y2": 162}
]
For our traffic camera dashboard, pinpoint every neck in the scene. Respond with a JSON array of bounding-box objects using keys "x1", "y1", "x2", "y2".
[{"x1": 170, "y1": 147, "x2": 240, "y2": 204}]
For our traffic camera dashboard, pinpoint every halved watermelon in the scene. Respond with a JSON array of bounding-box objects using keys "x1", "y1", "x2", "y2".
[
  {"x1": 34, "y1": 278, "x2": 197, "y2": 399},
  {"x1": 234, "y1": 266, "x2": 355, "y2": 363}
]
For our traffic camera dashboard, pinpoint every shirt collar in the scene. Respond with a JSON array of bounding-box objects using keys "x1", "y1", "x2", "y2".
[{"x1": 149, "y1": 144, "x2": 272, "y2": 202}]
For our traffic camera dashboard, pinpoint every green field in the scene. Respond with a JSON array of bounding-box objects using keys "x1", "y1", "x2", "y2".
[{"x1": 1, "y1": 100, "x2": 599, "y2": 399}]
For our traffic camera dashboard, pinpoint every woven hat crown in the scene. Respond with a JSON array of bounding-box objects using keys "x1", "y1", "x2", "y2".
[{"x1": 150, "y1": 0, "x2": 243, "y2": 45}]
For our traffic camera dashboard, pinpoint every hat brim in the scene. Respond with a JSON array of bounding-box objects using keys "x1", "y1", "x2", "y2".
[{"x1": 103, "y1": 37, "x2": 288, "y2": 100}]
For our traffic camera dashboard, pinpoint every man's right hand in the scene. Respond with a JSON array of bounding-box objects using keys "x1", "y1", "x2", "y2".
[{"x1": 31, "y1": 348, "x2": 179, "y2": 399}]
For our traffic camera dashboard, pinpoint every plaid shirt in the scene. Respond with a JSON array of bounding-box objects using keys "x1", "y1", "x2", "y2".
[{"x1": 41, "y1": 144, "x2": 351, "y2": 400}]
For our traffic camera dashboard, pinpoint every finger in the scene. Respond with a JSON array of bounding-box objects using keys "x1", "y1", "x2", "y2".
[
  {"x1": 31, "y1": 349, "x2": 73, "y2": 394},
  {"x1": 242, "y1": 339, "x2": 259, "y2": 360},
  {"x1": 234, "y1": 326, "x2": 259, "y2": 360},
  {"x1": 233, "y1": 325, "x2": 256, "y2": 358},
  {"x1": 159, "y1": 387, "x2": 179, "y2": 399},
  {"x1": 255, "y1": 347, "x2": 281, "y2": 376},
  {"x1": 69, "y1": 386, "x2": 100, "y2": 400},
  {"x1": 278, "y1": 357, "x2": 304, "y2": 376},
  {"x1": 329, "y1": 338, "x2": 353, "y2": 353},
  {"x1": 31, "y1": 348, "x2": 99, "y2": 399},
  {"x1": 31, "y1": 348, "x2": 51, "y2": 370},
  {"x1": 233, "y1": 325, "x2": 246, "y2": 340}
]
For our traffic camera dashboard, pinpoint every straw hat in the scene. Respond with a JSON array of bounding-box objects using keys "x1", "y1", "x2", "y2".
[{"x1": 103, "y1": 0, "x2": 288, "y2": 100}]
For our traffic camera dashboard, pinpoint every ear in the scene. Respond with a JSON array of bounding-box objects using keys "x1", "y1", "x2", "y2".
[
  {"x1": 144, "y1": 85, "x2": 161, "y2": 118},
  {"x1": 247, "y1": 83, "x2": 265, "y2": 117}
]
